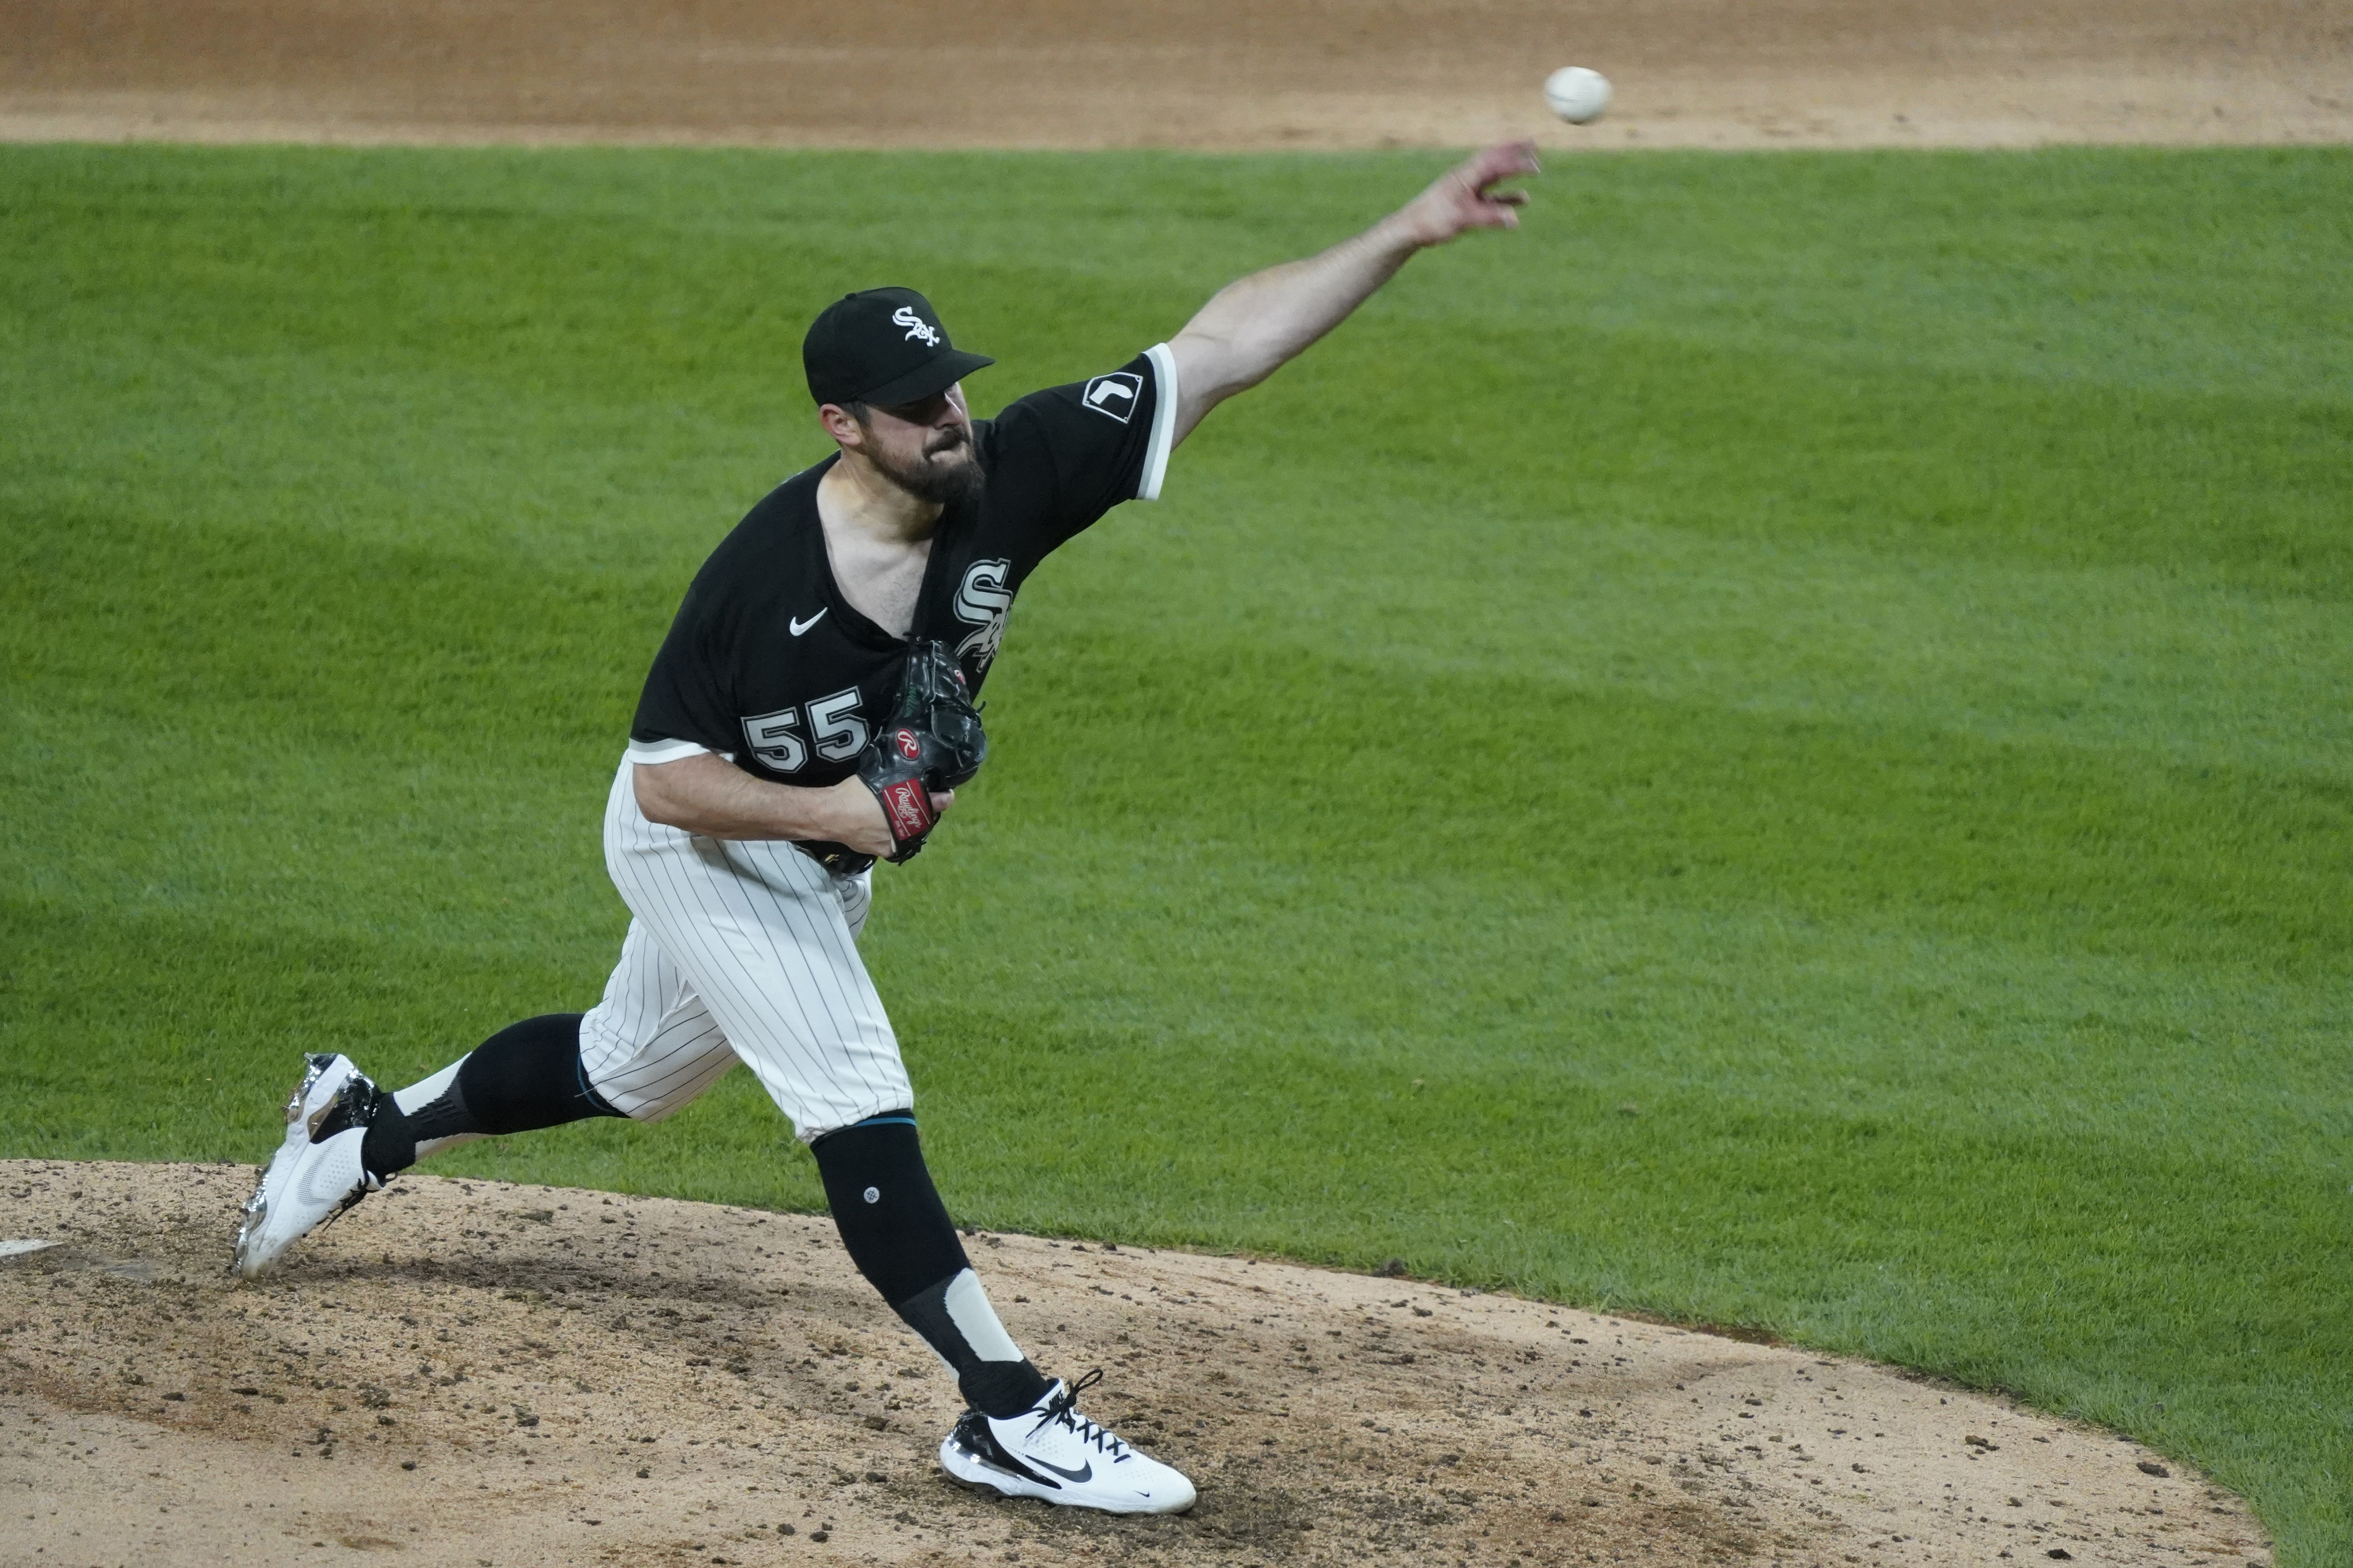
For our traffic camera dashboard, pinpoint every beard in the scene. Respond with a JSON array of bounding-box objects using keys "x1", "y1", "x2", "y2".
[{"x1": 872, "y1": 425, "x2": 986, "y2": 507}]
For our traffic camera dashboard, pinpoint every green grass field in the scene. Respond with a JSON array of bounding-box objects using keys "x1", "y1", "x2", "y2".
[{"x1": 3, "y1": 143, "x2": 2347, "y2": 1559}]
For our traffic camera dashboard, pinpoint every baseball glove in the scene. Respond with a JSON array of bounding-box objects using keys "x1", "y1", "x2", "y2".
[{"x1": 855, "y1": 639, "x2": 987, "y2": 863}]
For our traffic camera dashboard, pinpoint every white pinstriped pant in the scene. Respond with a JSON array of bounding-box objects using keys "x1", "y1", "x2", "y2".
[{"x1": 578, "y1": 759, "x2": 913, "y2": 1140}]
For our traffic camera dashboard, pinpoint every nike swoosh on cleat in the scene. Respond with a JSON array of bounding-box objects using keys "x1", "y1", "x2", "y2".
[
  {"x1": 1028, "y1": 1458, "x2": 1093, "y2": 1483},
  {"x1": 789, "y1": 609, "x2": 827, "y2": 636}
]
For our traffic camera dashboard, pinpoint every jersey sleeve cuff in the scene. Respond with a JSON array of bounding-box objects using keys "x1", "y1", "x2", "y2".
[
  {"x1": 1139, "y1": 342, "x2": 1179, "y2": 502},
  {"x1": 625, "y1": 736, "x2": 714, "y2": 766}
]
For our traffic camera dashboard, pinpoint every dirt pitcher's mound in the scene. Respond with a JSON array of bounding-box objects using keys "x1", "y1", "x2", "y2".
[{"x1": 2, "y1": 1161, "x2": 2269, "y2": 1568}]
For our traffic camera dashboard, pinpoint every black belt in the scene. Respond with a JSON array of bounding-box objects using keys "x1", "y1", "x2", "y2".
[{"x1": 794, "y1": 841, "x2": 876, "y2": 877}]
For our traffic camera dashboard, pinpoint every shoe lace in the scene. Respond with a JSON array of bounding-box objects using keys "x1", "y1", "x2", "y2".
[{"x1": 1030, "y1": 1368, "x2": 1127, "y2": 1458}]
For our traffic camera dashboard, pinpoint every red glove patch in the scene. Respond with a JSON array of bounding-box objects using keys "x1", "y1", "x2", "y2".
[{"x1": 873, "y1": 776, "x2": 935, "y2": 843}]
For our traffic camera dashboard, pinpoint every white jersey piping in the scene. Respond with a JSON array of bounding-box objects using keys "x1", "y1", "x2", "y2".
[
  {"x1": 1139, "y1": 342, "x2": 1179, "y2": 502},
  {"x1": 625, "y1": 737, "x2": 715, "y2": 767}
]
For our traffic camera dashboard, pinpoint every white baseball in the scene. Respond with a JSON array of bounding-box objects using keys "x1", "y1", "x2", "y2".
[{"x1": 1544, "y1": 66, "x2": 1612, "y2": 125}]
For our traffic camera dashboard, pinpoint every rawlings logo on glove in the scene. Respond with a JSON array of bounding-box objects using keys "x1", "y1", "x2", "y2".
[
  {"x1": 855, "y1": 640, "x2": 987, "y2": 864},
  {"x1": 873, "y1": 774, "x2": 933, "y2": 840}
]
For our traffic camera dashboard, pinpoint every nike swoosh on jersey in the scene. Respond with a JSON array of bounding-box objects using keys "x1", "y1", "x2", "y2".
[
  {"x1": 789, "y1": 609, "x2": 827, "y2": 636},
  {"x1": 1027, "y1": 1457, "x2": 1093, "y2": 1484}
]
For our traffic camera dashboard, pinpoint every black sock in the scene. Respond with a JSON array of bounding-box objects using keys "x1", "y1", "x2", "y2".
[
  {"x1": 812, "y1": 1111, "x2": 1050, "y2": 1418},
  {"x1": 450, "y1": 1014, "x2": 619, "y2": 1133},
  {"x1": 361, "y1": 1014, "x2": 622, "y2": 1180}
]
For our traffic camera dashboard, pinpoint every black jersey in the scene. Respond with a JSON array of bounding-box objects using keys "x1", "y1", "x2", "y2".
[{"x1": 627, "y1": 346, "x2": 1176, "y2": 799}]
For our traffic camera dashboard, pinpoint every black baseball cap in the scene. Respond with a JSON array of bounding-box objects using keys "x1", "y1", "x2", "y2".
[{"x1": 803, "y1": 287, "x2": 995, "y2": 409}]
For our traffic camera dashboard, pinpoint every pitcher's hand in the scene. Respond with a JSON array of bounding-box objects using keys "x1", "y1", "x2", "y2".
[{"x1": 1391, "y1": 142, "x2": 1540, "y2": 247}]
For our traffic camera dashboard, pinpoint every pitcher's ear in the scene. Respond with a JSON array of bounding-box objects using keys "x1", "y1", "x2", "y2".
[{"x1": 819, "y1": 401, "x2": 872, "y2": 446}]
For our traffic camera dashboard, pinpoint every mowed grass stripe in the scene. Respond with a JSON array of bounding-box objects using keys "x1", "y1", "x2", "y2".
[
  {"x1": 16, "y1": 509, "x2": 2341, "y2": 966},
  {"x1": 2, "y1": 144, "x2": 2347, "y2": 1560}
]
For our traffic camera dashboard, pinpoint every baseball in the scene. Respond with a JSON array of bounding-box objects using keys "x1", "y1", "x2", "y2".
[{"x1": 1544, "y1": 66, "x2": 1612, "y2": 125}]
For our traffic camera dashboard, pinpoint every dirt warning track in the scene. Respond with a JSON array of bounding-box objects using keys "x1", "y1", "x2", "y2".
[
  {"x1": 1, "y1": 1160, "x2": 2271, "y2": 1567},
  {"x1": 2, "y1": 0, "x2": 2350, "y2": 151}
]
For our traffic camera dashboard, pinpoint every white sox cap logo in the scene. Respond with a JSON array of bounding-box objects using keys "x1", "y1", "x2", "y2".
[
  {"x1": 891, "y1": 306, "x2": 942, "y2": 347},
  {"x1": 1082, "y1": 372, "x2": 1142, "y2": 425}
]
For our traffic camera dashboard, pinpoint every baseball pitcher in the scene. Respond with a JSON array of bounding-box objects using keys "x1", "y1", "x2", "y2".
[{"x1": 232, "y1": 142, "x2": 1538, "y2": 1514}]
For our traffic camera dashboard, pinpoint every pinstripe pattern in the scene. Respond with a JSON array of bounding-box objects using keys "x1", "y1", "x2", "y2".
[{"x1": 578, "y1": 760, "x2": 909, "y2": 1140}]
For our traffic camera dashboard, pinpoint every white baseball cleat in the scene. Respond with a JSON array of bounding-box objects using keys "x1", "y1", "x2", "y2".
[
  {"x1": 939, "y1": 1370, "x2": 1196, "y2": 1515},
  {"x1": 231, "y1": 1053, "x2": 385, "y2": 1279}
]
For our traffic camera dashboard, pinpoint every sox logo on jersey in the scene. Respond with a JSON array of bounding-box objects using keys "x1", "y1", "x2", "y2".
[{"x1": 953, "y1": 558, "x2": 1015, "y2": 672}]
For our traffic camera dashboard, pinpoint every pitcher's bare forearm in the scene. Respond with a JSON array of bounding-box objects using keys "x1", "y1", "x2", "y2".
[
  {"x1": 1165, "y1": 143, "x2": 1538, "y2": 444},
  {"x1": 632, "y1": 751, "x2": 946, "y2": 856},
  {"x1": 1167, "y1": 227, "x2": 1416, "y2": 428}
]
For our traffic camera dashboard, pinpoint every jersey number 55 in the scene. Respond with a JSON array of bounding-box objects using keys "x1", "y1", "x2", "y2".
[{"x1": 742, "y1": 688, "x2": 868, "y2": 774}]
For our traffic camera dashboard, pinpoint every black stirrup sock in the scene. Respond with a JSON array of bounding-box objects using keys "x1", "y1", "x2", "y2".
[
  {"x1": 361, "y1": 1013, "x2": 621, "y2": 1180},
  {"x1": 448, "y1": 1013, "x2": 619, "y2": 1134},
  {"x1": 812, "y1": 1111, "x2": 1051, "y2": 1419}
]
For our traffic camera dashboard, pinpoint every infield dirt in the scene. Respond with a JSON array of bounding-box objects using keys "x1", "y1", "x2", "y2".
[
  {"x1": 2, "y1": 0, "x2": 2349, "y2": 150},
  {"x1": 3, "y1": 1160, "x2": 2271, "y2": 1567}
]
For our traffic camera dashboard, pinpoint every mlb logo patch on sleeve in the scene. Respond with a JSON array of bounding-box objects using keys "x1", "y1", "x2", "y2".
[{"x1": 1081, "y1": 372, "x2": 1143, "y2": 423}]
